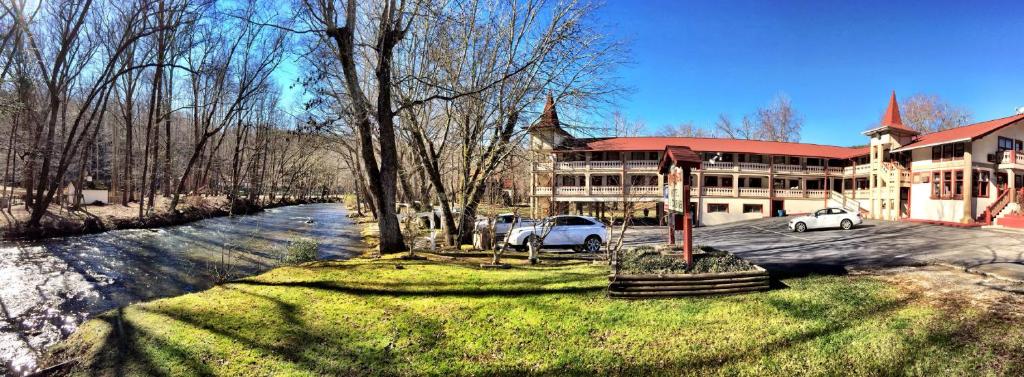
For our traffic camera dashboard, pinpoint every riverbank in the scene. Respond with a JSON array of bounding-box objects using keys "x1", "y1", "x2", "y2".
[
  {"x1": 41, "y1": 251, "x2": 1024, "y2": 376},
  {"x1": 1, "y1": 196, "x2": 340, "y2": 241}
]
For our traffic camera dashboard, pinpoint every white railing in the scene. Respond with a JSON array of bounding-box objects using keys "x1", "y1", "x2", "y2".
[
  {"x1": 589, "y1": 161, "x2": 621, "y2": 170},
  {"x1": 806, "y1": 189, "x2": 827, "y2": 198},
  {"x1": 900, "y1": 170, "x2": 911, "y2": 183},
  {"x1": 535, "y1": 162, "x2": 553, "y2": 171},
  {"x1": 738, "y1": 188, "x2": 770, "y2": 197},
  {"x1": 738, "y1": 162, "x2": 770, "y2": 172},
  {"x1": 826, "y1": 167, "x2": 844, "y2": 175},
  {"x1": 535, "y1": 187, "x2": 552, "y2": 195},
  {"x1": 628, "y1": 186, "x2": 661, "y2": 196},
  {"x1": 1000, "y1": 150, "x2": 1024, "y2": 165},
  {"x1": 702, "y1": 162, "x2": 735, "y2": 171},
  {"x1": 690, "y1": 187, "x2": 698, "y2": 196},
  {"x1": 856, "y1": 164, "x2": 871, "y2": 174},
  {"x1": 590, "y1": 186, "x2": 622, "y2": 196},
  {"x1": 556, "y1": 186, "x2": 586, "y2": 195},
  {"x1": 805, "y1": 166, "x2": 825, "y2": 174},
  {"x1": 625, "y1": 160, "x2": 659, "y2": 170},
  {"x1": 555, "y1": 161, "x2": 586, "y2": 170},
  {"x1": 773, "y1": 164, "x2": 802, "y2": 174},
  {"x1": 702, "y1": 187, "x2": 734, "y2": 196},
  {"x1": 773, "y1": 189, "x2": 804, "y2": 198},
  {"x1": 830, "y1": 190, "x2": 862, "y2": 212}
]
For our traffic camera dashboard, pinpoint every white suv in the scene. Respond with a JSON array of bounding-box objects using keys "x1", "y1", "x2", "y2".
[
  {"x1": 507, "y1": 215, "x2": 607, "y2": 253},
  {"x1": 788, "y1": 208, "x2": 862, "y2": 232}
]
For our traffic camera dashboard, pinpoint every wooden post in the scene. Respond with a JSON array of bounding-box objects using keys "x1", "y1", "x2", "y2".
[{"x1": 682, "y1": 179, "x2": 693, "y2": 265}]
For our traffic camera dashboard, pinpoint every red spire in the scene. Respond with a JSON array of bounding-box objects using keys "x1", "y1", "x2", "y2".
[
  {"x1": 881, "y1": 90, "x2": 903, "y2": 127},
  {"x1": 877, "y1": 90, "x2": 918, "y2": 134},
  {"x1": 539, "y1": 93, "x2": 560, "y2": 127}
]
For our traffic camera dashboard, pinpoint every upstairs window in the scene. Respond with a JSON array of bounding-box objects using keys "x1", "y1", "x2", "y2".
[{"x1": 931, "y1": 142, "x2": 965, "y2": 161}]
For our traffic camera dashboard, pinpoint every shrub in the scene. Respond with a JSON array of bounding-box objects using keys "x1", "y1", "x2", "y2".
[
  {"x1": 283, "y1": 239, "x2": 320, "y2": 265},
  {"x1": 619, "y1": 246, "x2": 688, "y2": 275},
  {"x1": 689, "y1": 253, "x2": 754, "y2": 274}
]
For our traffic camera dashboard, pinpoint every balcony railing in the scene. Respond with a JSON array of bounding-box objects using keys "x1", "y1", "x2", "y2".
[
  {"x1": 1000, "y1": 150, "x2": 1024, "y2": 165},
  {"x1": 737, "y1": 162, "x2": 770, "y2": 172},
  {"x1": 701, "y1": 162, "x2": 735, "y2": 171},
  {"x1": 535, "y1": 187, "x2": 552, "y2": 195},
  {"x1": 626, "y1": 160, "x2": 659, "y2": 170},
  {"x1": 542, "y1": 160, "x2": 872, "y2": 176},
  {"x1": 590, "y1": 186, "x2": 622, "y2": 195},
  {"x1": 702, "y1": 187, "x2": 734, "y2": 196},
  {"x1": 773, "y1": 189, "x2": 804, "y2": 198},
  {"x1": 590, "y1": 161, "x2": 621, "y2": 170},
  {"x1": 738, "y1": 188, "x2": 770, "y2": 197},
  {"x1": 556, "y1": 186, "x2": 586, "y2": 195},
  {"x1": 628, "y1": 186, "x2": 662, "y2": 196},
  {"x1": 806, "y1": 189, "x2": 827, "y2": 198}
]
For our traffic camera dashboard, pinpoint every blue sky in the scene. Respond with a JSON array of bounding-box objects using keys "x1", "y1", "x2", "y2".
[{"x1": 593, "y1": 0, "x2": 1024, "y2": 146}]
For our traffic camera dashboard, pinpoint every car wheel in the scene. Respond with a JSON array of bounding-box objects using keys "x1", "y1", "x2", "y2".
[
  {"x1": 526, "y1": 235, "x2": 543, "y2": 251},
  {"x1": 583, "y1": 235, "x2": 602, "y2": 253},
  {"x1": 841, "y1": 219, "x2": 853, "y2": 230},
  {"x1": 794, "y1": 222, "x2": 807, "y2": 233}
]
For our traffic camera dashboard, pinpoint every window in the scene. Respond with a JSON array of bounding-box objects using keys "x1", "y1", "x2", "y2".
[
  {"x1": 748, "y1": 177, "x2": 763, "y2": 187},
  {"x1": 708, "y1": 203, "x2": 729, "y2": 213},
  {"x1": 829, "y1": 208, "x2": 847, "y2": 215},
  {"x1": 955, "y1": 171, "x2": 964, "y2": 198},
  {"x1": 973, "y1": 170, "x2": 991, "y2": 198},
  {"x1": 704, "y1": 176, "x2": 718, "y2": 187},
  {"x1": 942, "y1": 171, "x2": 953, "y2": 198},
  {"x1": 998, "y1": 137, "x2": 1016, "y2": 151},
  {"x1": 932, "y1": 172, "x2": 941, "y2": 198},
  {"x1": 743, "y1": 204, "x2": 762, "y2": 214},
  {"x1": 789, "y1": 157, "x2": 800, "y2": 165},
  {"x1": 932, "y1": 142, "x2": 966, "y2": 161}
]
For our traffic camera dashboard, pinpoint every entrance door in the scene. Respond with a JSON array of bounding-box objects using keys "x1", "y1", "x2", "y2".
[
  {"x1": 771, "y1": 200, "x2": 784, "y2": 217},
  {"x1": 899, "y1": 187, "x2": 910, "y2": 218}
]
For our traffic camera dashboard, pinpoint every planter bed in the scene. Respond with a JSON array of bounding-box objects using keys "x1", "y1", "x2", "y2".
[
  {"x1": 608, "y1": 266, "x2": 770, "y2": 298},
  {"x1": 609, "y1": 246, "x2": 770, "y2": 298}
]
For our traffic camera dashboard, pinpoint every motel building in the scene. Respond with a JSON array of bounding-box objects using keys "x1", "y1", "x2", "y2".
[{"x1": 528, "y1": 92, "x2": 1024, "y2": 227}]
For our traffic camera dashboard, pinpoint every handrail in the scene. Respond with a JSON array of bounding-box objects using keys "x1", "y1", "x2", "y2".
[{"x1": 984, "y1": 189, "x2": 1012, "y2": 224}]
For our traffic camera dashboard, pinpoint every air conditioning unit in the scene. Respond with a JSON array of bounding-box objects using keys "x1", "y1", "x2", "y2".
[{"x1": 987, "y1": 153, "x2": 997, "y2": 163}]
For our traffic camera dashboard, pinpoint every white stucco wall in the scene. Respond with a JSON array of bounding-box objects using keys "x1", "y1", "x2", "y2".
[{"x1": 692, "y1": 198, "x2": 770, "y2": 226}]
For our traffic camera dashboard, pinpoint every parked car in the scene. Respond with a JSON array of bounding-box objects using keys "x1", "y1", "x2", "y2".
[
  {"x1": 507, "y1": 215, "x2": 607, "y2": 253},
  {"x1": 788, "y1": 208, "x2": 862, "y2": 232},
  {"x1": 475, "y1": 213, "x2": 539, "y2": 240}
]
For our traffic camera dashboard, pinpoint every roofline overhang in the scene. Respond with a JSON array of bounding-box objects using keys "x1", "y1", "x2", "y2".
[{"x1": 891, "y1": 137, "x2": 972, "y2": 153}]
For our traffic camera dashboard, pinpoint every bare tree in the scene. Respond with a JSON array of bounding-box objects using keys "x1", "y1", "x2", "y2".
[
  {"x1": 716, "y1": 95, "x2": 802, "y2": 142},
  {"x1": 896, "y1": 93, "x2": 971, "y2": 133},
  {"x1": 656, "y1": 121, "x2": 714, "y2": 137}
]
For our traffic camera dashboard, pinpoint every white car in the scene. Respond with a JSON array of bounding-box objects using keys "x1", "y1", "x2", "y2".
[
  {"x1": 507, "y1": 215, "x2": 608, "y2": 253},
  {"x1": 788, "y1": 208, "x2": 862, "y2": 232},
  {"x1": 474, "y1": 213, "x2": 538, "y2": 240}
]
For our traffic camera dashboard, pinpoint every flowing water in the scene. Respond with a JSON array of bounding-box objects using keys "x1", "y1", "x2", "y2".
[{"x1": 0, "y1": 203, "x2": 361, "y2": 375}]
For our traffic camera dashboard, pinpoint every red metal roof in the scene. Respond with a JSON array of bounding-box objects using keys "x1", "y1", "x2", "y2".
[
  {"x1": 561, "y1": 137, "x2": 869, "y2": 159},
  {"x1": 895, "y1": 113, "x2": 1024, "y2": 151}
]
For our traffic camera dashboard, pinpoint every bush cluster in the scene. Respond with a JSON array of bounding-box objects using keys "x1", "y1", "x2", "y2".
[
  {"x1": 283, "y1": 239, "x2": 320, "y2": 265},
  {"x1": 618, "y1": 245, "x2": 755, "y2": 275},
  {"x1": 689, "y1": 253, "x2": 754, "y2": 274},
  {"x1": 618, "y1": 246, "x2": 688, "y2": 274}
]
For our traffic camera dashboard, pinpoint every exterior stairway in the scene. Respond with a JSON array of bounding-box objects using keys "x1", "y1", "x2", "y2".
[{"x1": 828, "y1": 190, "x2": 865, "y2": 214}]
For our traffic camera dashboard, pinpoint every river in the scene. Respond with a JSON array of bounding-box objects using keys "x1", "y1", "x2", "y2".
[{"x1": 0, "y1": 203, "x2": 361, "y2": 376}]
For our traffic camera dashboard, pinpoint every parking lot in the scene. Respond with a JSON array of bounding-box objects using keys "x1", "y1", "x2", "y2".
[{"x1": 622, "y1": 217, "x2": 1024, "y2": 281}]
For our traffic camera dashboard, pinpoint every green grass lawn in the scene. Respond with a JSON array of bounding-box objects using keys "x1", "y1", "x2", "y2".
[{"x1": 50, "y1": 256, "x2": 1024, "y2": 376}]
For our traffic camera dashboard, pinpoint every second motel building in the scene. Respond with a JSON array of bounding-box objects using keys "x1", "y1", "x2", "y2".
[{"x1": 529, "y1": 93, "x2": 1024, "y2": 226}]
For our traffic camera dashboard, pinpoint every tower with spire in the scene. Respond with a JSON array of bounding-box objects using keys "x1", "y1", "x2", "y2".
[
  {"x1": 527, "y1": 93, "x2": 573, "y2": 218},
  {"x1": 862, "y1": 91, "x2": 918, "y2": 221}
]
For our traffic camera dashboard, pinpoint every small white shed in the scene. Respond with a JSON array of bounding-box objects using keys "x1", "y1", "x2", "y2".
[{"x1": 64, "y1": 183, "x2": 110, "y2": 205}]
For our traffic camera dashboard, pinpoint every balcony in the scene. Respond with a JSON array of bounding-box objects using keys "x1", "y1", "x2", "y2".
[
  {"x1": 628, "y1": 186, "x2": 662, "y2": 196},
  {"x1": 537, "y1": 160, "x2": 660, "y2": 172},
  {"x1": 998, "y1": 150, "x2": 1024, "y2": 169}
]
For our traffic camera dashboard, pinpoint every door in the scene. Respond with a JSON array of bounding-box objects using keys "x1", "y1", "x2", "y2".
[
  {"x1": 771, "y1": 200, "x2": 784, "y2": 217},
  {"x1": 544, "y1": 217, "x2": 572, "y2": 245},
  {"x1": 810, "y1": 209, "x2": 830, "y2": 229}
]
